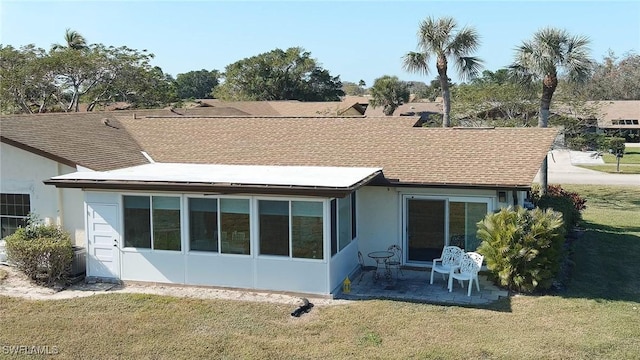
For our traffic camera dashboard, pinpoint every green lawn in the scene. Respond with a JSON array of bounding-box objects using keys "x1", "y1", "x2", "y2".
[
  {"x1": 1, "y1": 186, "x2": 639, "y2": 359},
  {"x1": 578, "y1": 148, "x2": 640, "y2": 173}
]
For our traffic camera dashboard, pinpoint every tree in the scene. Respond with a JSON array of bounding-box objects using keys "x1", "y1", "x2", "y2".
[
  {"x1": 403, "y1": 16, "x2": 482, "y2": 127},
  {"x1": 1, "y1": 36, "x2": 175, "y2": 113},
  {"x1": 214, "y1": 47, "x2": 344, "y2": 101},
  {"x1": 174, "y1": 69, "x2": 219, "y2": 99},
  {"x1": 368, "y1": 75, "x2": 410, "y2": 115},
  {"x1": 577, "y1": 51, "x2": 640, "y2": 100},
  {"x1": 0, "y1": 45, "x2": 56, "y2": 114},
  {"x1": 342, "y1": 81, "x2": 367, "y2": 96},
  {"x1": 452, "y1": 68, "x2": 537, "y2": 126},
  {"x1": 511, "y1": 27, "x2": 593, "y2": 194},
  {"x1": 51, "y1": 28, "x2": 88, "y2": 51}
]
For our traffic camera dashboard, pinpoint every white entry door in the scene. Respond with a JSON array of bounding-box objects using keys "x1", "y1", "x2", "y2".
[{"x1": 87, "y1": 203, "x2": 120, "y2": 278}]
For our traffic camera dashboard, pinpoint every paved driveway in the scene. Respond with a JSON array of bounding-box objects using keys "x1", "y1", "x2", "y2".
[{"x1": 534, "y1": 148, "x2": 640, "y2": 186}]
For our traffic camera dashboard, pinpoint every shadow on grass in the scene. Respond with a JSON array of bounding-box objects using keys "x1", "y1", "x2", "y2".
[{"x1": 562, "y1": 222, "x2": 640, "y2": 303}]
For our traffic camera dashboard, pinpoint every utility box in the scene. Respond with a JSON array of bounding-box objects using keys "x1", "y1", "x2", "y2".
[{"x1": 69, "y1": 246, "x2": 86, "y2": 282}]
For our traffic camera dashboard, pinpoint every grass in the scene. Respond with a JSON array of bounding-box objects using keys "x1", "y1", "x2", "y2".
[
  {"x1": 578, "y1": 148, "x2": 640, "y2": 173},
  {"x1": 1, "y1": 185, "x2": 639, "y2": 359},
  {"x1": 0, "y1": 268, "x2": 7, "y2": 283}
]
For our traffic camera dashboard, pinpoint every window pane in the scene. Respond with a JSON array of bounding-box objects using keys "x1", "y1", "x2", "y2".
[
  {"x1": 292, "y1": 201, "x2": 323, "y2": 259},
  {"x1": 123, "y1": 196, "x2": 151, "y2": 248},
  {"x1": 465, "y1": 203, "x2": 487, "y2": 251},
  {"x1": 152, "y1": 196, "x2": 181, "y2": 251},
  {"x1": 0, "y1": 193, "x2": 31, "y2": 238},
  {"x1": 220, "y1": 199, "x2": 250, "y2": 254},
  {"x1": 1, "y1": 217, "x2": 27, "y2": 239},
  {"x1": 189, "y1": 198, "x2": 218, "y2": 252},
  {"x1": 330, "y1": 200, "x2": 337, "y2": 256},
  {"x1": 259, "y1": 200, "x2": 289, "y2": 256},
  {"x1": 338, "y1": 196, "x2": 352, "y2": 251},
  {"x1": 449, "y1": 201, "x2": 488, "y2": 251}
]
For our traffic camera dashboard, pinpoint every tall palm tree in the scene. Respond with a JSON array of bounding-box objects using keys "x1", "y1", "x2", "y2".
[
  {"x1": 403, "y1": 16, "x2": 482, "y2": 127},
  {"x1": 52, "y1": 28, "x2": 88, "y2": 51},
  {"x1": 511, "y1": 27, "x2": 592, "y2": 194}
]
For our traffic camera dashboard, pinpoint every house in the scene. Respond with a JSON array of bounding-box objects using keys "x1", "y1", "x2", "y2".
[
  {"x1": 590, "y1": 100, "x2": 640, "y2": 140},
  {"x1": 194, "y1": 99, "x2": 366, "y2": 116},
  {"x1": 0, "y1": 112, "x2": 148, "y2": 241},
  {"x1": 1, "y1": 113, "x2": 557, "y2": 296},
  {"x1": 365, "y1": 101, "x2": 442, "y2": 122}
]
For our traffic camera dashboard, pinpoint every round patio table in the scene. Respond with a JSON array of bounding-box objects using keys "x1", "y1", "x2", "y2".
[{"x1": 368, "y1": 251, "x2": 394, "y2": 281}]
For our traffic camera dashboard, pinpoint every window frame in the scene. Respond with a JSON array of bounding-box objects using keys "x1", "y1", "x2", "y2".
[
  {"x1": 0, "y1": 193, "x2": 31, "y2": 238},
  {"x1": 184, "y1": 195, "x2": 252, "y2": 256},
  {"x1": 331, "y1": 192, "x2": 356, "y2": 257},
  {"x1": 121, "y1": 194, "x2": 183, "y2": 253},
  {"x1": 256, "y1": 196, "x2": 325, "y2": 261}
]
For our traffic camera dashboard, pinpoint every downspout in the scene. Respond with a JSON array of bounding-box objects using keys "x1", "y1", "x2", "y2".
[{"x1": 57, "y1": 163, "x2": 65, "y2": 227}]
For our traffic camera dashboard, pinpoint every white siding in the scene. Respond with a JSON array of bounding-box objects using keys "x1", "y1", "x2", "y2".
[
  {"x1": 0, "y1": 143, "x2": 85, "y2": 245},
  {"x1": 358, "y1": 186, "x2": 500, "y2": 256}
]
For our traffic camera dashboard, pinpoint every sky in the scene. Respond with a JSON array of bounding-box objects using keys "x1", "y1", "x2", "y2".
[{"x1": 1, "y1": 1, "x2": 639, "y2": 85}]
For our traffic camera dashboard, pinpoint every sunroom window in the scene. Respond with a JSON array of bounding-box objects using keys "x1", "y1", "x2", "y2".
[
  {"x1": 187, "y1": 198, "x2": 250, "y2": 254},
  {"x1": 258, "y1": 199, "x2": 324, "y2": 259},
  {"x1": 123, "y1": 195, "x2": 181, "y2": 251},
  {"x1": 331, "y1": 192, "x2": 356, "y2": 256}
]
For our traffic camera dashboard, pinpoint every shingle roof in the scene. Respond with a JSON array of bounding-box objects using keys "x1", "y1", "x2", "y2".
[
  {"x1": 117, "y1": 116, "x2": 557, "y2": 188},
  {"x1": 195, "y1": 99, "x2": 364, "y2": 116},
  {"x1": 365, "y1": 101, "x2": 442, "y2": 117},
  {"x1": 590, "y1": 101, "x2": 640, "y2": 128},
  {"x1": 0, "y1": 113, "x2": 149, "y2": 171},
  {"x1": 193, "y1": 100, "x2": 282, "y2": 116}
]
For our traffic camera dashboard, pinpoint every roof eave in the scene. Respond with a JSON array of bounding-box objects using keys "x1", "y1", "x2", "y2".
[
  {"x1": 373, "y1": 179, "x2": 533, "y2": 191},
  {"x1": 1, "y1": 136, "x2": 78, "y2": 169},
  {"x1": 43, "y1": 170, "x2": 383, "y2": 198}
]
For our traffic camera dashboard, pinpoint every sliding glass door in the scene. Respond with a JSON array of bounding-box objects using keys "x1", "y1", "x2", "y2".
[
  {"x1": 405, "y1": 196, "x2": 492, "y2": 264},
  {"x1": 407, "y1": 199, "x2": 446, "y2": 262}
]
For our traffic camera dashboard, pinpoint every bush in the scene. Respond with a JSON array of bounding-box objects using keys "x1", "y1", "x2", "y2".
[
  {"x1": 4, "y1": 216, "x2": 73, "y2": 286},
  {"x1": 476, "y1": 206, "x2": 565, "y2": 294},
  {"x1": 531, "y1": 184, "x2": 586, "y2": 230},
  {"x1": 600, "y1": 136, "x2": 626, "y2": 154}
]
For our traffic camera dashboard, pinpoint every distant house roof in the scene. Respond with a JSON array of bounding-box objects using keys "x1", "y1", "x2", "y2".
[
  {"x1": 365, "y1": 101, "x2": 442, "y2": 119},
  {"x1": 195, "y1": 99, "x2": 365, "y2": 116},
  {"x1": 589, "y1": 101, "x2": 640, "y2": 129},
  {"x1": 116, "y1": 116, "x2": 557, "y2": 189},
  {"x1": 0, "y1": 113, "x2": 148, "y2": 171}
]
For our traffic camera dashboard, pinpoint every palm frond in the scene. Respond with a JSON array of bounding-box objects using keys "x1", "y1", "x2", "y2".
[
  {"x1": 455, "y1": 56, "x2": 483, "y2": 80},
  {"x1": 447, "y1": 26, "x2": 481, "y2": 56},
  {"x1": 402, "y1": 51, "x2": 430, "y2": 75}
]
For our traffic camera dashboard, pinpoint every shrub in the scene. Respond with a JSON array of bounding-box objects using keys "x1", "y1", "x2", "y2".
[
  {"x1": 531, "y1": 184, "x2": 586, "y2": 230},
  {"x1": 600, "y1": 136, "x2": 626, "y2": 154},
  {"x1": 476, "y1": 206, "x2": 565, "y2": 293},
  {"x1": 4, "y1": 216, "x2": 73, "y2": 286}
]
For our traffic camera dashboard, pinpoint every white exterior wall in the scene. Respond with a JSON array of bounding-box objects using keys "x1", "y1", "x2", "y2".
[
  {"x1": 81, "y1": 184, "x2": 528, "y2": 295},
  {"x1": 84, "y1": 190, "x2": 330, "y2": 295},
  {"x1": 0, "y1": 143, "x2": 85, "y2": 245},
  {"x1": 358, "y1": 186, "x2": 501, "y2": 257}
]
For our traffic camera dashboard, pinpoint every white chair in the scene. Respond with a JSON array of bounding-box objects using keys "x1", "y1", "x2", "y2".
[
  {"x1": 448, "y1": 252, "x2": 484, "y2": 296},
  {"x1": 430, "y1": 246, "x2": 463, "y2": 285}
]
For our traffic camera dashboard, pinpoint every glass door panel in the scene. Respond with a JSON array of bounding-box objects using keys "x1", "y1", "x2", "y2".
[
  {"x1": 407, "y1": 199, "x2": 445, "y2": 262},
  {"x1": 449, "y1": 201, "x2": 488, "y2": 251}
]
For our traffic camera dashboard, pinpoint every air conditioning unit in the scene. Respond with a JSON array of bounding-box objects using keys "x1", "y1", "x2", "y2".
[{"x1": 69, "y1": 246, "x2": 86, "y2": 283}]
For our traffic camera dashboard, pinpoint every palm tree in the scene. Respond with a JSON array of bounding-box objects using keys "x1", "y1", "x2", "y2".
[
  {"x1": 511, "y1": 27, "x2": 592, "y2": 194},
  {"x1": 369, "y1": 75, "x2": 410, "y2": 115},
  {"x1": 403, "y1": 16, "x2": 482, "y2": 127},
  {"x1": 52, "y1": 28, "x2": 88, "y2": 51}
]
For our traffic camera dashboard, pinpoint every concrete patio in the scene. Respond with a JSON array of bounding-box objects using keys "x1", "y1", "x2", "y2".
[{"x1": 336, "y1": 268, "x2": 509, "y2": 306}]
